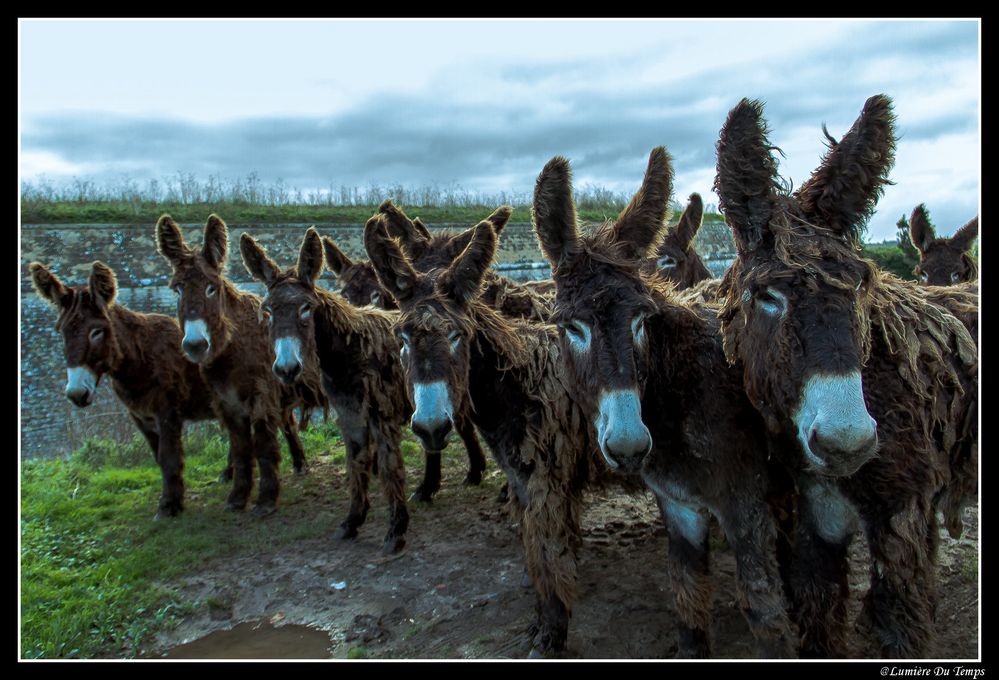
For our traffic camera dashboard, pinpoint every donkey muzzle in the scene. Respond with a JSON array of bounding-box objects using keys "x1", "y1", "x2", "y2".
[{"x1": 595, "y1": 389, "x2": 653, "y2": 472}]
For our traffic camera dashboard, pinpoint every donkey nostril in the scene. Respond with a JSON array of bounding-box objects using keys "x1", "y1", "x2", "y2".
[{"x1": 65, "y1": 388, "x2": 91, "y2": 407}]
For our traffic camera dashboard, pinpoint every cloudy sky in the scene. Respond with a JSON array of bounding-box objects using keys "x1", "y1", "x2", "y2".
[{"x1": 19, "y1": 19, "x2": 980, "y2": 242}]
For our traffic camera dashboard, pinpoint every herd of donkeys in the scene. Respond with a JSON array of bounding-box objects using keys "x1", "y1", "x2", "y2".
[{"x1": 28, "y1": 95, "x2": 978, "y2": 658}]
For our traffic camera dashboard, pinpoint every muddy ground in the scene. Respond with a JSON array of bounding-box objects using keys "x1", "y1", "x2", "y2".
[{"x1": 144, "y1": 453, "x2": 980, "y2": 661}]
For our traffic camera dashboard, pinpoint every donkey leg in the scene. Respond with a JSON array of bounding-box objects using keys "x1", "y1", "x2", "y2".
[
  {"x1": 719, "y1": 500, "x2": 796, "y2": 658},
  {"x1": 658, "y1": 496, "x2": 712, "y2": 658},
  {"x1": 251, "y1": 418, "x2": 282, "y2": 517},
  {"x1": 153, "y1": 413, "x2": 185, "y2": 520},
  {"x1": 521, "y1": 474, "x2": 582, "y2": 657},
  {"x1": 791, "y1": 479, "x2": 856, "y2": 658},
  {"x1": 456, "y1": 416, "x2": 486, "y2": 486},
  {"x1": 281, "y1": 410, "x2": 309, "y2": 475},
  {"x1": 411, "y1": 450, "x2": 442, "y2": 503},
  {"x1": 375, "y1": 427, "x2": 410, "y2": 555},
  {"x1": 129, "y1": 413, "x2": 160, "y2": 464},
  {"x1": 221, "y1": 412, "x2": 254, "y2": 512},
  {"x1": 859, "y1": 500, "x2": 937, "y2": 658},
  {"x1": 333, "y1": 428, "x2": 373, "y2": 541}
]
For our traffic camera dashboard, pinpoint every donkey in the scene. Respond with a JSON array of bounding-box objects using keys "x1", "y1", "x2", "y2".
[
  {"x1": 641, "y1": 192, "x2": 713, "y2": 287},
  {"x1": 30, "y1": 261, "x2": 218, "y2": 518},
  {"x1": 713, "y1": 95, "x2": 978, "y2": 658},
  {"x1": 240, "y1": 228, "x2": 410, "y2": 554},
  {"x1": 365, "y1": 212, "x2": 630, "y2": 656},
  {"x1": 533, "y1": 148, "x2": 795, "y2": 658},
  {"x1": 322, "y1": 234, "x2": 489, "y2": 500},
  {"x1": 156, "y1": 215, "x2": 326, "y2": 517},
  {"x1": 908, "y1": 204, "x2": 979, "y2": 285}
]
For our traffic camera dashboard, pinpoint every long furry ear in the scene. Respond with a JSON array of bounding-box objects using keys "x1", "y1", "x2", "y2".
[
  {"x1": 379, "y1": 199, "x2": 430, "y2": 259},
  {"x1": 950, "y1": 216, "x2": 979, "y2": 252},
  {"x1": 321, "y1": 236, "x2": 355, "y2": 276},
  {"x1": 30, "y1": 262, "x2": 73, "y2": 308},
  {"x1": 532, "y1": 156, "x2": 581, "y2": 269},
  {"x1": 612, "y1": 146, "x2": 674, "y2": 260},
  {"x1": 713, "y1": 98, "x2": 782, "y2": 255},
  {"x1": 908, "y1": 204, "x2": 936, "y2": 253},
  {"x1": 239, "y1": 233, "x2": 281, "y2": 288},
  {"x1": 795, "y1": 94, "x2": 896, "y2": 242},
  {"x1": 439, "y1": 221, "x2": 497, "y2": 305},
  {"x1": 156, "y1": 214, "x2": 192, "y2": 264},
  {"x1": 486, "y1": 206, "x2": 513, "y2": 236},
  {"x1": 89, "y1": 261, "x2": 118, "y2": 308},
  {"x1": 412, "y1": 217, "x2": 432, "y2": 239},
  {"x1": 673, "y1": 192, "x2": 704, "y2": 251},
  {"x1": 297, "y1": 227, "x2": 324, "y2": 284},
  {"x1": 364, "y1": 215, "x2": 419, "y2": 303},
  {"x1": 203, "y1": 214, "x2": 229, "y2": 272}
]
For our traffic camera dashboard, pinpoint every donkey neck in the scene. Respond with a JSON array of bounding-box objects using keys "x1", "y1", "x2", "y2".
[
  {"x1": 105, "y1": 304, "x2": 148, "y2": 381},
  {"x1": 312, "y1": 288, "x2": 398, "y2": 392}
]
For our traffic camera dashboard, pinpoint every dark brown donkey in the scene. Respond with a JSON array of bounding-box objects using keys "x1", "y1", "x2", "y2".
[
  {"x1": 30, "y1": 261, "x2": 217, "y2": 518},
  {"x1": 322, "y1": 235, "x2": 489, "y2": 500},
  {"x1": 907, "y1": 204, "x2": 979, "y2": 285},
  {"x1": 156, "y1": 215, "x2": 325, "y2": 516},
  {"x1": 534, "y1": 149, "x2": 794, "y2": 657},
  {"x1": 641, "y1": 191, "x2": 713, "y2": 287},
  {"x1": 365, "y1": 213, "x2": 623, "y2": 657},
  {"x1": 240, "y1": 228, "x2": 409, "y2": 554},
  {"x1": 713, "y1": 95, "x2": 978, "y2": 657}
]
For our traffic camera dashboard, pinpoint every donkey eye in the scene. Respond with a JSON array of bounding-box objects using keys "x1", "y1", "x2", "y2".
[
  {"x1": 206, "y1": 284, "x2": 217, "y2": 297},
  {"x1": 299, "y1": 303, "x2": 312, "y2": 321},
  {"x1": 89, "y1": 328, "x2": 104, "y2": 342},
  {"x1": 261, "y1": 306, "x2": 273, "y2": 326},
  {"x1": 631, "y1": 313, "x2": 647, "y2": 340},
  {"x1": 560, "y1": 320, "x2": 592, "y2": 353},
  {"x1": 919, "y1": 272, "x2": 929, "y2": 283},
  {"x1": 950, "y1": 272, "x2": 960, "y2": 283},
  {"x1": 370, "y1": 292, "x2": 382, "y2": 306},
  {"x1": 448, "y1": 330, "x2": 462, "y2": 352},
  {"x1": 173, "y1": 285, "x2": 183, "y2": 296},
  {"x1": 657, "y1": 256, "x2": 677, "y2": 269},
  {"x1": 399, "y1": 331, "x2": 412, "y2": 347},
  {"x1": 756, "y1": 287, "x2": 787, "y2": 317}
]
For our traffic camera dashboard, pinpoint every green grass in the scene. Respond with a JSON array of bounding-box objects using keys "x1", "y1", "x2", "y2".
[{"x1": 346, "y1": 645, "x2": 368, "y2": 659}]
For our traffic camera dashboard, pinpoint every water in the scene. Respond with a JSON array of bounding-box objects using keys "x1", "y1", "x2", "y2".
[{"x1": 162, "y1": 621, "x2": 332, "y2": 659}]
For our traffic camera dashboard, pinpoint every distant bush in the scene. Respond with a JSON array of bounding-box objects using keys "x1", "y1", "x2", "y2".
[{"x1": 862, "y1": 242, "x2": 919, "y2": 281}]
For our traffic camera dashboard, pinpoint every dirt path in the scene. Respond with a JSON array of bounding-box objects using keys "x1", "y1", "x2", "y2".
[{"x1": 144, "y1": 458, "x2": 980, "y2": 660}]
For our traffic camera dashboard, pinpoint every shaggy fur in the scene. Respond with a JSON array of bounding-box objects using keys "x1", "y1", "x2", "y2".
[
  {"x1": 534, "y1": 150, "x2": 795, "y2": 658},
  {"x1": 322, "y1": 234, "x2": 488, "y2": 500},
  {"x1": 365, "y1": 213, "x2": 635, "y2": 656},
  {"x1": 156, "y1": 214, "x2": 325, "y2": 516},
  {"x1": 713, "y1": 96, "x2": 978, "y2": 657},
  {"x1": 641, "y1": 192, "x2": 714, "y2": 289},
  {"x1": 241, "y1": 228, "x2": 410, "y2": 554},
  {"x1": 31, "y1": 261, "x2": 218, "y2": 518},
  {"x1": 908, "y1": 204, "x2": 979, "y2": 285}
]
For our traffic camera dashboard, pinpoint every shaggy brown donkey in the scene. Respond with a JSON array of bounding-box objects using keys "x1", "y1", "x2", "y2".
[
  {"x1": 156, "y1": 215, "x2": 325, "y2": 516},
  {"x1": 365, "y1": 213, "x2": 624, "y2": 657},
  {"x1": 640, "y1": 191, "x2": 713, "y2": 289},
  {"x1": 534, "y1": 149, "x2": 794, "y2": 658},
  {"x1": 30, "y1": 261, "x2": 217, "y2": 518},
  {"x1": 323, "y1": 235, "x2": 489, "y2": 499},
  {"x1": 240, "y1": 228, "x2": 409, "y2": 554},
  {"x1": 713, "y1": 95, "x2": 978, "y2": 658},
  {"x1": 908, "y1": 204, "x2": 979, "y2": 285}
]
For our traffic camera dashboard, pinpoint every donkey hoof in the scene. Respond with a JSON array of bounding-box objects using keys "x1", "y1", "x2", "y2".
[
  {"x1": 381, "y1": 536, "x2": 406, "y2": 555},
  {"x1": 154, "y1": 505, "x2": 182, "y2": 521},
  {"x1": 294, "y1": 463, "x2": 310, "y2": 476},
  {"x1": 333, "y1": 525, "x2": 358, "y2": 541},
  {"x1": 527, "y1": 647, "x2": 547, "y2": 659},
  {"x1": 496, "y1": 484, "x2": 509, "y2": 504},
  {"x1": 409, "y1": 488, "x2": 435, "y2": 504},
  {"x1": 462, "y1": 472, "x2": 483, "y2": 486},
  {"x1": 217, "y1": 467, "x2": 234, "y2": 483},
  {"x1": 251, "y1": 503, "x2": 278, "y2": 519},
  {"x1": 225, "y1": 499, "x2": 247, "y2": 512}
]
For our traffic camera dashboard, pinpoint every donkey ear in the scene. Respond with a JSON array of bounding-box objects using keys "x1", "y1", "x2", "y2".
[
  {"x1": 203, "y1": 214, "x2": 229, "y2": 272},
  {"x1": 908, "y1": 204, "x2": 936, "y2": 253},
  {"x1": 89, "y1": 261, "x2": 118, "y2": 308},
  {"x1": 949, "y1": 216, "x2": 979, "y2": 252},
  {"x1": 30, "y1": 262, "x2": 73, "y2": 308},
  {"x1": 532, "y1": 156, "x2": 581, "y2": 269},
  {"x1": 379, "y1": 199, "x2": 430, "y2": 259},
  {"x1": 412, "y1": 217, "x2": 432, "y2": 239},
  {"x1": 612, "y1": 146, "x2": 674, "y2": 260},
  {"x1": 321, "y1": 236, "x2": 355, "y2": 276},
  {"x1": 673, "y1": 192, "x2": 704, "y2": 251},
  {"x1": 444, "y1": 225, "x2": 476, "y2": 261},
  {"x1": 364, "y1": 215, "x2": 419, "y2": 303},
  {"x1": 440, "y1": 221, "x2": 497, "y2": 305},
  {"x1": 795, "y1": 94, "x2": 896, "y2": 242},
  {"x1": 239, "y1": 233, "x2": 281, "y2": 288},
  {"x1": 156, "y1": 214, "x2": 191, "y2": 264},
  {"x1": 486, "y1": 205, "x2": 513, "y2": 236},
  {"x1": 297, "y1": 228, "x2": 324, "y2": 284},
  {"x1": 713, "y1": 98, "x2": 781, "y2": 255}
]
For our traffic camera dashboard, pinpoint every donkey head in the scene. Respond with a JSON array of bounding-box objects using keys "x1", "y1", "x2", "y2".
[
  {"x1": 322, "y1": 236, "x2": 397, "y2": 310},
  {"x1": 30, "y1": 261, "x2": 123, "y2": 407},
  {"x1": 909, "y1": 204, "x2": 979, "y2": 285},
  {"x1": 156, "y1": 214, "x2": 233, "y2": 364},
  {"x1": 534, "y1": 149, "x2": 673, "y2": 471},
  {"x1": 642, "y1": 192, "x2": 712, "y2": 288},
  {"x1": 365, "y1": 214, "x2": 496, "y2": 452},
  {"x1": 240, "y1": 227, "x2": 325, "y2": 386},
  {"x1": 713, "y1": 96, "x2": 891, "y2": 476}
]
